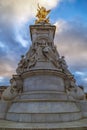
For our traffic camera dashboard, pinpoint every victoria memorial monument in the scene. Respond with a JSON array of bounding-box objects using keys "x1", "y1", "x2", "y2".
[{"x1": 0, "y1": 5, "x2": 87, "y2": 130}]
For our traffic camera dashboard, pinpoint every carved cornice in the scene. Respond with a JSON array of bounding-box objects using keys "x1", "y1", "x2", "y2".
[
  {"x1": 21, "y1": 69, "x2": 66, "y2": 79},
  {"x1": 30, "y1": 25, "x2": 56, "y2": 41}
]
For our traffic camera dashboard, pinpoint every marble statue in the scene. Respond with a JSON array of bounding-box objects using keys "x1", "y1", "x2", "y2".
[
  {"x1": 2, "y1": 78, "x2": 18, "y2": 101},
  {"x1": 26, "y1": 45, "x2": 37, "y2": 68},
  {"x1": 16, "y1": 55, "x2": 27, "y2": 74},
  {"x1": 66, "y1": 77, "x2": 85, "y2": 100},
  {"x1": 59, "y1": 56, "x2": 71, "y2": 74},
  {"x1": 43, "y1": 44, "x2": 60, "y2": 68},
  {"x1": 2, "y1": 76, "x2": 23, "y2": 101},
  {"x1": 0, "y1": 6, "x2": 87, "y2": 125}
]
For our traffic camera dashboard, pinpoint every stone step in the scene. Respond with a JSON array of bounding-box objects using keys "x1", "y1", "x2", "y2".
[
  {"x1": 6, "y1": 111, "x2": 82, "y2": 123},
  {"x1": 13, "y1": 99, "x2": 76, "y2": 103},
  {"x1": 7, "y1": 101, "x2": 80, "y2": 113},
  {"x1": 15, "y1": 91, "x2": 69, "y2": 101},
  {"x1": 1, "y1": 118, "x2": 87, "y2": 130}
]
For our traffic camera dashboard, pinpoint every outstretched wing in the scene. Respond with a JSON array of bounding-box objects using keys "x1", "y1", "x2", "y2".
[
  {"x1": 47, "y1": 10, "x2": 51, "y2": 15},
  {"x1": 37, "y1": 3, "x2": 41, "y2": 10}
]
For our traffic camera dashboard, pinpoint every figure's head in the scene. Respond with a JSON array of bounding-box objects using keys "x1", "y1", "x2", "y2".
[
  {"x1": 10, "y1": 78, "x2": 14, "y2": 84},
  {"x1": 21, "y1": 55, "x2": 24, "y2": 58},
  {"x1": 61, "y1": 56, "x2": 65, "y2": 59},
  {"x1": 10, "y1": 76, "x2": 16, "y2": 84},
  {"x1": 41, "y1": 7, "x2": 46, "y2": 11},
  {"x1": 70, "y1": 76, "x2": 76, "y2": 83}
]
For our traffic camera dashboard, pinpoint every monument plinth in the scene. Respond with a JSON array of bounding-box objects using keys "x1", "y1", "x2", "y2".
[{"x1": 0, "y1": 5, "x2": 87, "y2": 130}]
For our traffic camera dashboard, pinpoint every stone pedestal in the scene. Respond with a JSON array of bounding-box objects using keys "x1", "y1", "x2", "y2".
[
  {"x1": 0, "y1": 101, "x2": 11, "y2": 119},
  {"x1": 0, "y1": 24, "x2": 86, "y2": 124},
  {"x1": 77, "y1": 100, "x2": 87, "y2": 118}
]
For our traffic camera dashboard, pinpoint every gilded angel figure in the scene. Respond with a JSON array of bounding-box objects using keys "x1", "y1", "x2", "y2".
[{"x1": 35, "y1": 4, "x2": 51, "y2": 24}]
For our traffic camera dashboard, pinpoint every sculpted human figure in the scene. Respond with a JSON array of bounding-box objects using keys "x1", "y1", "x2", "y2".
[
  {"x1": 66, "y1": 77, "x2": 85, "y2": 100},
  {"x1": 16, "y1": 55, "x2": 27, "y2": 74},
  {"x1": 52, "y1": 46, "x2": 60, "y2": 59},
  {"x1": 10, "y1": 76, "x2": 23, "y2": 93},
  {"x1": 26, "y1": 43, "x2": 45, "y2": 69},
  {"x1": 43, "y1": 44, "x2": 60, "y2": 68},
  {"x1": 26, "y1": 46, "x2": 32, "y2": 60},
  {"x1": 2, "y1": 78, "x2": 18, "y2": 101},
  {"x1": 59, "y1": 56, "x2": 71, "y2": 74},
  {"x1": 28, "y1": 53, "x2": 37, "y2": 68},
  {"x1": 2, "y1": 76, "x2": 23, "y2": 101},
  {"x1": 36, "y1": 44, "x2": 46, "y2": 61},
  {"x1": 27, "y1": 45, "x2": 37, "y2": 68}
]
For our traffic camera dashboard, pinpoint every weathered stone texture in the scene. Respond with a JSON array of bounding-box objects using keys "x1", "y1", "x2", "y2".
[{"x1": 0, "y1": 24, "x2": 87, "y2": 124}]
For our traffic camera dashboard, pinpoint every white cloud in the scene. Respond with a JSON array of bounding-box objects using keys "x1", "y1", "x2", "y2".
[
  {"x1": 0, "y1": 0, "x2": 61, "y2": 26},
  {"x1": 0, "y1": 76, "x2": 10, "y2": 86},
  {"x1": 0, "y1": 77, "x2": 4, "y2": 81},
  {"x1": 84, "y1": 78, "x2": 87, "y2": 82},
  {"x1": 75, "y1": 71, "x2": 85, "y2": 76},
  {"x1": 0, "y1": 0, "x2": 61, "y2": 47},
  {"x1": 0, "y1": 42, "x2": 5, "y2": 48},
  {"x1": 54, "y1": 20, "x2": 87, "y2": 90},
  {"x1": 0, "y1": 63, "x2": 16, "y2": 77},
  {"x1": 54, "y1": 20, "x2": 67, "y2": 33},
  {"x1": 54, "y1": 20, "x2": 87, "y2": 68},
  {"x1": 15, "y1": 34, "x2": 29, "y2": 47}
]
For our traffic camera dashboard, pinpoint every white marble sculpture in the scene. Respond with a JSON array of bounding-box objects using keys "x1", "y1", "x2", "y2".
[{"x1": 0, "y1": 6, "x2": 87, "y2": 124}]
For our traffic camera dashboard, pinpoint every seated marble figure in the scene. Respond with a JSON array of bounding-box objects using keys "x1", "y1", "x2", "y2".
[{"x1": 2, "y1": 77, "x2": 22, "y2": 101}]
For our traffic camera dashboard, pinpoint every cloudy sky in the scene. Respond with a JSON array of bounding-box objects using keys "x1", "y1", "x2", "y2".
[{"x1": 0, "y1": 0, "x2": 87, "y2": 91}]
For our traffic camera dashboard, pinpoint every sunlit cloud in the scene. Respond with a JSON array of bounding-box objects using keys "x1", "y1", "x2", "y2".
[
  {"x1": 83, "y1": 78, "x2": 87, "y2": 82},
  {"x1": 55, "y1": 19, "x2": 87, "y2": 68},
  {"x1": 15, "y1": 34, "x2": 29, "y2": 47},
  {"x1": 0, "y1": 76, "x2": 10, "y2": 86},
  {"x1": 0, "y1": 0, "x2": 61, "y2": 25},
  {"x1": 75, "y1": 71, "x2": 85, "y2": 76},
  {"x1": 0, "y1": 77, "x2": 4, "y2": 82},
  {"x1": 0, "y1": 0, "x2": 61, "y2": 85},
  {"x1": 0, "y1": 63, "x2": 16, "y2": 77},
  {"x1": 54, "y1": 19, "x2": 87, "y2": 90},
  {"x1": 0, "y1": 42, "x2": 5, "y2": 48}
]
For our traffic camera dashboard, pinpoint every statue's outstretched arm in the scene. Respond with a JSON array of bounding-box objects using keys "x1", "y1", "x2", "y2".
[{"x1": 38, "y1": 3, "x2": 41, "y2": 10}]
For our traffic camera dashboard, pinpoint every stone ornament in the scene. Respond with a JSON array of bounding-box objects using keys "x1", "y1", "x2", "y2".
[
  {"x1": 2, "y1": 78, "x2": 17, "y2": 101},
  {"x1": 59, "y1": 56, "x2": 71, "y2": 74},
  {"x1": 0, "y1": 6, "x2": 86, "y2": 123},
  {"x1": 16, "y1": 55, "x2": 27, "y2": 74},
  {"x1": 66, "y1": 77, "x2": 85, "y2": 100},
  {"x1": 16, "y1": 38, "x2": 62, "y2": 74},
  {"x1": 2, "y1": 76, "x2": 23, "y2": 101},
  {"x1": 43, "y1": 44, "x2": 60, "y2": 68}
]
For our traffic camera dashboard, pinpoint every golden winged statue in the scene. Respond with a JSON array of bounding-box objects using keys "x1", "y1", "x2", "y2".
[{"x1": 35, "y1": 4, "x2": 51, "y2": 24}]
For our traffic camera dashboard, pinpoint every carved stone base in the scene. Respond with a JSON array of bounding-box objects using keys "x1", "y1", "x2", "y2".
[
  {"x1": 3, "y1": 69, "x2": 82, "y2": 122},
  {"x1": 1, "y1": 23, "x2": 86, "y2": 126},
  {"x1": 0, "y1": 118, "x2": 87, "y2": 130},
  {"x1": 6, "y1": 100, "x2": 82, "y2": 123}
]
